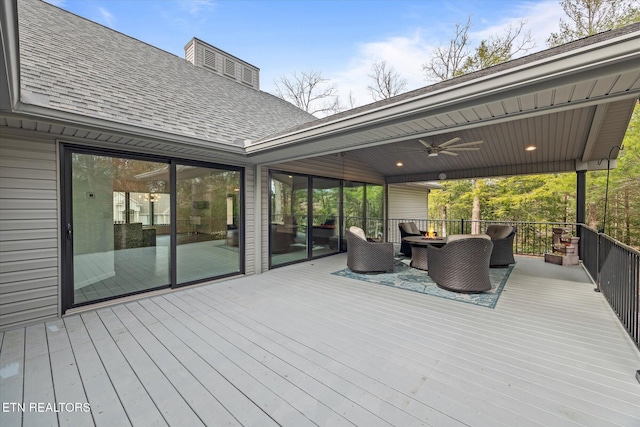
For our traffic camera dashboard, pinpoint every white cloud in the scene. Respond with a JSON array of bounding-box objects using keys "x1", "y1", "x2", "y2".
[
  {"x1": 470, "y1": 1, "x2": 564, "y2": 54},
  {"x1": 331, "y1": 32, "x2": 435, "y2": 108},
  {"x1": 328, "y1": 1, "x2": 565, "y2": 109},
  {"x1": 99, "y1": 7, "x2": 115, "y2": 27},
  {"x1": 180, "y1": 0, "x2": 216, "y2": 15}
]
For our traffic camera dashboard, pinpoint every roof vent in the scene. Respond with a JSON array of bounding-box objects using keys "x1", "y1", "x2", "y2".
[{"x1": 185, "y1": 38, "x2": 259, "y2": 90}]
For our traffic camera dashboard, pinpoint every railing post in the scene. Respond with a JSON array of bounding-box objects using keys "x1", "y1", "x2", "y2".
[{"x1": 595, "y1": 231, "x2": 602, "y2": 292}]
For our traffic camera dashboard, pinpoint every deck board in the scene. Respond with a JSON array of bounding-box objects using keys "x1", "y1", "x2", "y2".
[{"x1": 1, "y1": 255, "x2": 639, "y2": 426}]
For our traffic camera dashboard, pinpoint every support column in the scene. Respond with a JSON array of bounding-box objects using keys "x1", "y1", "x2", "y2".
[{"x1": 576, "y1": 170, "x2": 586, "y2": 238}]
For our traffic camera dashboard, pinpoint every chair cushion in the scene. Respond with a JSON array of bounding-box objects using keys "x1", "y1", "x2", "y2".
[
  {"x1": 486, "y1": 225, "x2": 513, "y2": 240},
  {"x1": 400, "y1": 222, "x2": 421, "y2": 235},
  {"x1": 446, "y1": 234, "x2": 491, "y2": 243},
  {"x1": 349, "y1": 226, "x2": 367, "y2": 240}
]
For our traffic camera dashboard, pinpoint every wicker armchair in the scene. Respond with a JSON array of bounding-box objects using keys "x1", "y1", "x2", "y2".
[
  {"x1": 346, "y1": 227, "x2": 394, "y2": 273},
  {"x1": 398, "y1": 222, "x2": 425, "y2": 256},
  {"x1": 427, "y1": 237, "x2": 493, "y2": 293},
  {"x1": 486, "y1": 225, "x2": 516, "y2": 267}
]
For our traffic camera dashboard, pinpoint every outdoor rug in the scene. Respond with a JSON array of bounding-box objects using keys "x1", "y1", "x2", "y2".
[{"x1": 331, "y1": 259, "x2": 514, "y2": 309}]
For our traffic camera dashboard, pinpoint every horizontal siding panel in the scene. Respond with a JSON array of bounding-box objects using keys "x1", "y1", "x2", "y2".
[
  {"x1": 0, "y1": 209, "x2": 57, "y2": 221},
  {"x1": 0, "y1": 229, "x2": 58, "y2": 242},
  {"x1": 0, "y1": 295, "x2": 58, "y2": 315},
  {"x1": 0, "y1": 219, "x2": 58, "y2": 231},
  {"x1": 0, "y1": 257, "x2": 58, "y2": 274},
  {"x1": 0, "y1": 188, "x2": 56, "y2": 200},
  {"x1": 0, "y1": 277, "x2": 57, "y2": 295},
  {"x1": 0, "y1": 138, "x2": 57, "y2": 153},
  {"x1": 0, "y1": 238, "x2": 57, "y2": 252},
  {"x1": 0, "y1": 147, "x2": 56, "y2": 161},
  {"x1": 0, "y1": 136, "x2": 59, "y2": 330},
  {"x1": 0, "y1": 177, "x2": 57, "y2": 190},
  {"x1": 0, "y1": 167, "x2": 56, "y2": 180},
  {"x1": 0, "y1": 158, "x2": 56, "y2": 171},
  {"x1": 0, "y1": 248, "x2": 58, "y2": 263},
  {"x1": 0, "y1": 305, "x2": 58, "y2": 330},
  {"x1": 0, "y1": 267, "x2": 58, "y2": 284},
  {"x1": 0, "y1": 286, "x2": 57, "y2": 305},
  {"x1": 0, "y1": 199, "x2": 57, "y2": 210}
]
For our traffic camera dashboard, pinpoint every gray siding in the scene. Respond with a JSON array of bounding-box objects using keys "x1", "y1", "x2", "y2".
[
  {"x1": 243, "y1": 165, "x2": 255, "y2": 275},
  {"x1": 0, "y1": 133, "x2": 59, "y2": 329},
  {"x1": 261, "y1": 167, "x2": 269, "y2": 272}
]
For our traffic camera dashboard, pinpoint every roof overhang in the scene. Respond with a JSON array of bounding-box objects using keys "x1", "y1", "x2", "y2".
[{"x1": 246, "y1": 25, "x2": 640, "y2": 181}]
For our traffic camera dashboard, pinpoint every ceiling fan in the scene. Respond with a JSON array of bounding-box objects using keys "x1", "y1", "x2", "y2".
[{"x1": 417, "y1": 137, "x2": 484, "y2": 156}]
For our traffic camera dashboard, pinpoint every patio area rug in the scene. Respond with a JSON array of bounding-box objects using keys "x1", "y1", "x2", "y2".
[{"x1": 331, "y1": 259, "x2": 514, "y2": 309}]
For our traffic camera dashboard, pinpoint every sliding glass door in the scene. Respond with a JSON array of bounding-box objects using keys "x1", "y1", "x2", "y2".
[
  {"x1": 62, "y1": 147, "x2": 243, "y2": 310},
  {"x1": 311, "y1": 177, "x2": 340, "y2": 257},
  {"x1": 268, "y1": 171, "x2": 385, "y2": 268},
  {"x1": 270, "y1": 173, "x2": 308, "y2": 267},
  {"x1": 176, "y1": 165, "x2": 241, "y2": 284},
  {"x1": 68, "y1": 153, "x2": 171, "y2": 305}
]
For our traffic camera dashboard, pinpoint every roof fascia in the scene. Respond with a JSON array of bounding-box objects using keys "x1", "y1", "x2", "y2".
[
  {"x1": 0, "y1": 0, "x2": 19, "y2": 111},
  {"x1": 5, "y1": 105, "x2": 247, "y2": 157},
  {"x1": 246, "y1": 29, "x2": 640, "y2": 154}
]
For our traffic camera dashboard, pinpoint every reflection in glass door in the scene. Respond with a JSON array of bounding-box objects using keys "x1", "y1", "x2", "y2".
[
  {"x1": 311, "y1": 177, "x2": 340, "y2": 257},
  {"x1": 70, "y1": 153, "x2": 171, "y2": 305},
  {"x1": 176, "y1": 165, "x2": 241, "y2": 284},
  {"x1": 270, "y1": 173, "x2": 308, "y2": 267},
  {"x1": 343, "y1": 181, "x2": 365, "y2": 250}
]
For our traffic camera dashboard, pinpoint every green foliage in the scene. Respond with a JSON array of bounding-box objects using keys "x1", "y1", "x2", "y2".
[
  {"x1": 428, "y1": 104, "x2": 640, "y2": 248},
  {"x1": 547, "y1": 0, "x2": 640, "y2": 46}
]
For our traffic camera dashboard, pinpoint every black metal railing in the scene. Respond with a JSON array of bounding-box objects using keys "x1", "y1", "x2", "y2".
[
  {"x1": 579, "y1": 225, "x2": 599, "y2": 283},
  {"x1": 581, "y1": 226, "x2": 639, "y2": 350},
  {"x1": 387, "y1": 218, "x2": 578, "y2": 256}
]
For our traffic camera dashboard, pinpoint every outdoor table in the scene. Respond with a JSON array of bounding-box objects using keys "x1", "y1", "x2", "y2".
[{"x1": 402, "y1": 236, "x2": 447, "y2": 270}]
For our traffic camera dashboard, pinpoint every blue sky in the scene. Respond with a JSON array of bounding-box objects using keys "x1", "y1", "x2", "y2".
[{"x1": 45, "y1": 0, "x2": 566, "y2": 108}]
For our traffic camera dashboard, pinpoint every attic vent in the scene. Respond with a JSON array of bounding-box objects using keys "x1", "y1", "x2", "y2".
[
  {"x1": 224, "y1": 58, "x2": 236, "y2": 77},
  {"x1": 204, "y1": 49, "x2": 216, "y2": 69},
  {"x1": 242, "y1": 67, "x2": 253, "y2": 84}
]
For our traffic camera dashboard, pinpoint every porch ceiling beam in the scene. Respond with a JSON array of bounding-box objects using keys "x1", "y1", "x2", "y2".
[
  {"x1": 385, "y1": 160, "x2": 578, "y2": 183},
  {"x1": 581, "y1": 104, "x2": 608, "y2": 162}
]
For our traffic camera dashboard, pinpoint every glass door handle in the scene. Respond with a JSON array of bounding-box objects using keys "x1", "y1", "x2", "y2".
[{"x1": 66, "y1": 223, "x2": 73, "y2": 240}]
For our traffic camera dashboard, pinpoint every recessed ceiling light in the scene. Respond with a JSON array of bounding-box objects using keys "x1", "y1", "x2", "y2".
[
  {"x1": 396, "y1": 161, "x2": 404, "y2": 167},
  {"x1": 525, "y1": 145, "x2": 537, "y2": 151}
]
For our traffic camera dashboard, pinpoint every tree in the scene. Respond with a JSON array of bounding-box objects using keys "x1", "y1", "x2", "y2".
[
  {"x1": 547, "y1": 0, "x2": 640, "y2": 46},
  {"x1": 367, "y1": 60, "x2": 408, "y2": 101},
  {"x1": 459, "y1": 21, "x2": 535, "y2": 74},
  {"x1": 423, "y1": 17, "x2": 535, "y2": 81},
  {"x1": 274, "y1": 70, "x2": 340, "y2": 117},
  {"x1": 422, "y1": 17, "x2": 472, "y2": 81}
]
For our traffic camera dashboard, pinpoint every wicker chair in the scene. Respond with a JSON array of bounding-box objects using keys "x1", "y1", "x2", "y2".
[
  {"x1": 486, "y1": 225, "x2": 516, "y2": 267},
  {"x1": 346, "y1": 227, "x2": 394, "y2": 273},
  {"x1": 427, "y1": 237, "x2": 493, "y2": 293},
  {"x1": 398, "y1": 222, "x2": 425, "y2": 256}
]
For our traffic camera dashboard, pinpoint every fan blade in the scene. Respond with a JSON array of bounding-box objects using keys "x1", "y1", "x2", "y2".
[
  {"x1": 446, "y1": 147, "x2": 481, "y2": 151},
  {"x1": 448, "y1": 140, "x2": 484, "y2": 148},
  {"x1": 418, "y1": 139, "x2": 433, "y2": 148},
  {"x1": 439, "y1": 137, "x2": 461, "y2": 148},
  {"x1": 440, "y1": 150, "x2": 459, "y2": 156}
]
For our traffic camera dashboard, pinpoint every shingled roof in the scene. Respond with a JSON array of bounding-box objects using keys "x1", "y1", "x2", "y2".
[{"x1": 17, "y1": 0, "x2": 315, "y2": 146}]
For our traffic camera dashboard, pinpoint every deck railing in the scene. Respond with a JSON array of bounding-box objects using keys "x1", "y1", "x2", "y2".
[
  {"x1": 387, "y1": 218, "x2": 578, "y2": 256},
  {"x1": 580, "y1": 225, "x2": 639, "y2": 350}
]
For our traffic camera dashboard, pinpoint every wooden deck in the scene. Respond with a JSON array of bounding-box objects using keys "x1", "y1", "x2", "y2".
[{"x1": 1, "y1": 255, "x2": 639, "y2": 426}]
